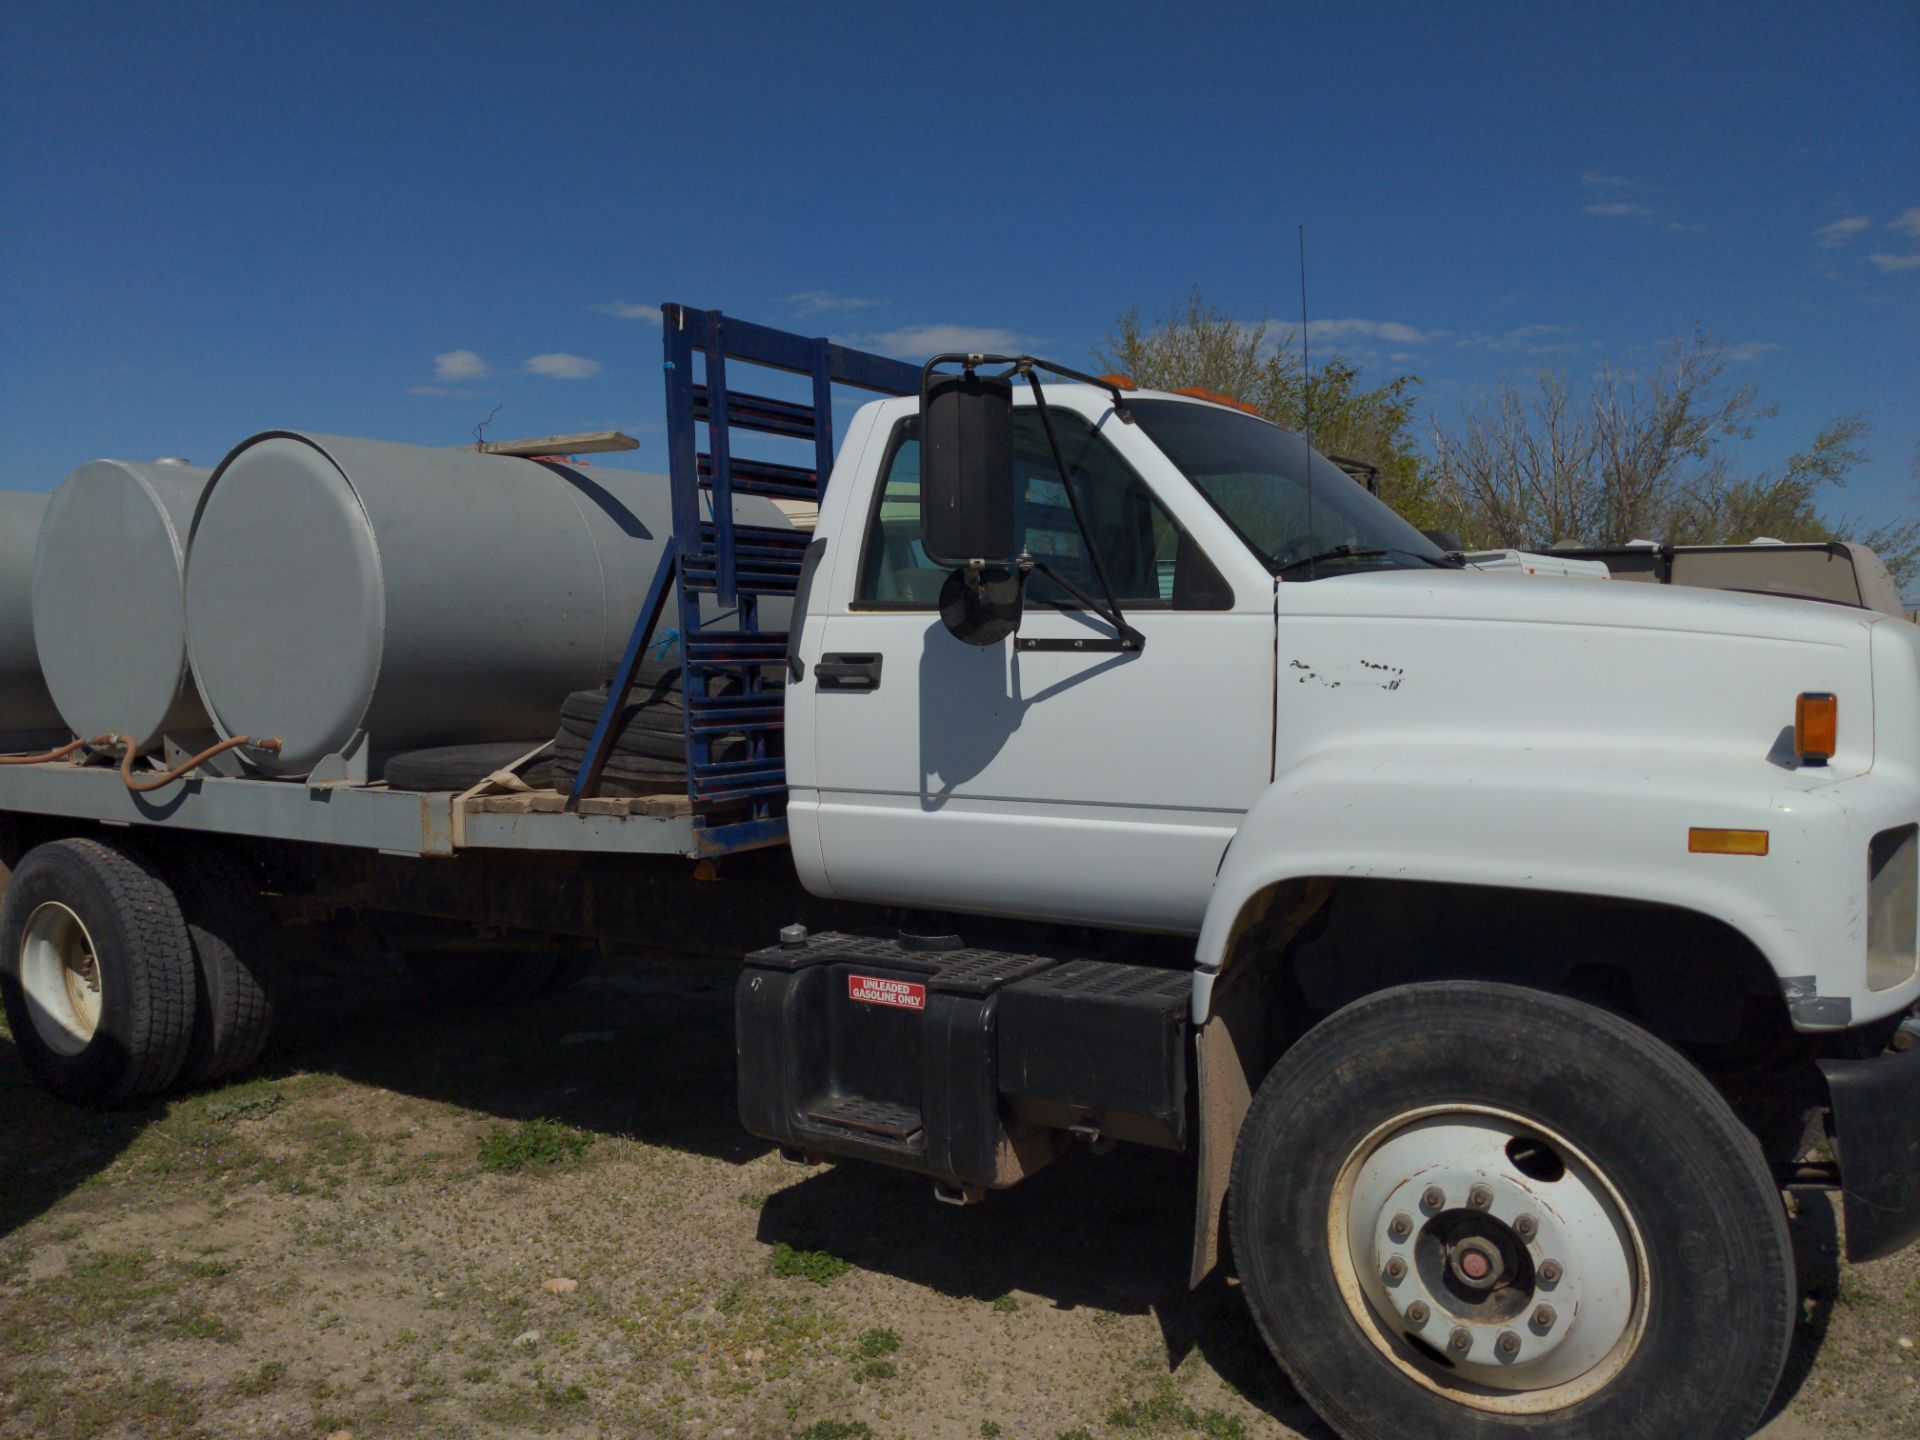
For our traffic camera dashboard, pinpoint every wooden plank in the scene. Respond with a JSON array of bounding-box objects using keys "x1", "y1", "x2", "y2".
[
  {"x1": 476, "y1": 794, "x2": 536, "y2": 815},
  {"x1": 578, "y1": 797, "x2": 631, "y2": 818},
  {"x1": 529, "y1": 792, "x2": 568, "y2": 814},
  {"x1": 631, "y1": 793, "x2": 694, "y2": 819},
  {"x1": 472, "y1": 431, "x2": 639, "y2": 458}
]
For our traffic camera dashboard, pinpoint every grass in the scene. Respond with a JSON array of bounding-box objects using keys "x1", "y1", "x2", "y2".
[
  {"x1": 1107, "y1": 1378, "x2": 1248, "y2": 1439},
  {"x1": 231, "y1": 1361, "x2": 287, "y2": 1397},
  {"x1": 768, "y1": 1242, "x2": 851, "y2": 1285},
  {"x1": 202, "y1": 1079, "x2": 285, "y2": 1123},
  {"x1": 797, "y1": 1423, "x2": 874, "y2": 1440},
  {"x1": 475, "y1": 1118, "x2": 592, "y2": 1173}
]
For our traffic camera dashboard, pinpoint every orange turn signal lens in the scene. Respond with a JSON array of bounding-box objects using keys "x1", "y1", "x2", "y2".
[
  {"x1": 1689, "y1": 828, "x2": 1770, "y2": 857},
  {"x1": 1097, "y1": 373, "x2": 1138, "y2": 391},
  {"x1": 1794, "y1": 692, "x2": 1837, "y2": 767}
]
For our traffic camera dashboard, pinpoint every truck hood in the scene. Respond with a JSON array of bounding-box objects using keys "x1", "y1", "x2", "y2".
[{"x1": 1274, "y1": 569, "x2": 1887, "y2": 780}]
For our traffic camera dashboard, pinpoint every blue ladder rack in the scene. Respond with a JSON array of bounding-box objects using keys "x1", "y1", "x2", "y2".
[{"x1": 567, "y1": 304, "x2": 918, "y2": 856}]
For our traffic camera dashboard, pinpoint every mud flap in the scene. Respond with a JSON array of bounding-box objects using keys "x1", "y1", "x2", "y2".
[
  {"x1": 1189, "y1": 961, "x2": 1264, "y2": 1286},
  {"x1": 1820, "y1": 1042, "x2": 1920, "y2": 1263}
]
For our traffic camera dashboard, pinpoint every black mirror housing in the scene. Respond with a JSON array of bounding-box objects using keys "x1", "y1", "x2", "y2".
[
  {"x1": 937, "y1": 565, "x2": 1025, "y2": 647},
  {"x1": 920, "y1": 369, "x2": 1016, "y2": 566}
]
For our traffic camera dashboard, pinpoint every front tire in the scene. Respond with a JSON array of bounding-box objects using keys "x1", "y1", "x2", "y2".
[
  {"x1": 0, "y1": 838, "x2": 197, "y2": 1105},
  {"x1": 1229, "y1": 981, "x2": 1793, "y2": 1440}
]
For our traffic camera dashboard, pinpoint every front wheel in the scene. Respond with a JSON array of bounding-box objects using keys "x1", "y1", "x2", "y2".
[{"x1": 1229, "y1": 980, "x2": 1794, "y2": 1440}]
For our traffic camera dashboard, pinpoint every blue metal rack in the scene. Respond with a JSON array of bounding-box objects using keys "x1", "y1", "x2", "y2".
[{"x1": 567, "y1": 304, "x2": 919, "y2": 855}]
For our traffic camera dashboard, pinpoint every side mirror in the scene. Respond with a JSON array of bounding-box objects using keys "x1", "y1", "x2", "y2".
[
  {"x1": 937, "y1": 565, "x2": 1025, "y2": 647},
  {"x1": 920, "y1": 368, "x2": 1016, "y2": 566}
]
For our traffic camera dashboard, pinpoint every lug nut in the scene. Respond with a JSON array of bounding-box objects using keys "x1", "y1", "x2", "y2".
[
  {"x1": 1538, "y1": 1259, "x2": 1563, "y2": 1285},
  {"x1": 1421, "y1": 1185, "x2": 1446, "y2": 1210},
  {"x1": 1467, "y1": 1183, "x2": 1493, "y2": 1209},
  {"x1": 1384, "y1": 1256, "x2": 1407, "y2": 1281},
  {"x1": 1533, "y1": 1304, "x2": 1557, "y2": 1331},
  {"x1": 1449, "y1": 1326, "x2": 1472, "y2": 1354},
  {"x1": 1406, "y1": 1301, "x2": 1430, "y2": 1326},
  {"x1": 1513, "y1": 1212, "x2": 1538, "y2": 1242},
  {"x1": 1388, "y1": 1212, "x2": 1413, "y2": 1241},
  {"x1": 1496, "y1": 1330, "x2": 1521, "y2": 1358}
]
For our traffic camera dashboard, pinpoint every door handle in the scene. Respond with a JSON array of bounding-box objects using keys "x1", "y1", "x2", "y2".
[{"x1": 815, "y1": 653, "x2": 883, "y2": 691}]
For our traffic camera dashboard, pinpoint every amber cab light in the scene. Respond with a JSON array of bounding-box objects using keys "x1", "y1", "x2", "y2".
[
  {"x1": 1795, "y1": 692, "x2": 1837, "y2": 767},
  {"x1": 1690, "y1": 828, "x2": 1770, "y2": 857},
  {"x1": 1097, "y1": 373, "x2": 1138, "y2": 391}
]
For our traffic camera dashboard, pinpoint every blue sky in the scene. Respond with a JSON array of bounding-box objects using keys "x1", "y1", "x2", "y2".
[{"x1": 3, "y1": 2, "x2": 1915, "y2": 543}]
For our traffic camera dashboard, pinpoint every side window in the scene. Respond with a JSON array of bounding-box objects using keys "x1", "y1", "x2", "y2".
[{"x1": 854, "y1": 414, "x2": 1231, "y2": 610}]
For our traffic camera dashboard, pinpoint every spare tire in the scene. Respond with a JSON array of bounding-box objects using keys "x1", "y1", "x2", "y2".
[
  {"x1": 558, "y1": 669, "x2": 772, "y2": 742},
  {"x1": 383, "y1": 741, "x2": 554, "y2": 793}
]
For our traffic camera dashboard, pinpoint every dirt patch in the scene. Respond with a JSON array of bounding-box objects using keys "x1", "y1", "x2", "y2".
[{"x1": 1, "y1": 955, "x2": 1913, "y2": 1439}]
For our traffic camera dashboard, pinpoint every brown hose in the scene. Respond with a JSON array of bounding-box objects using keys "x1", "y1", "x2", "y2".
[
  {"x1": 113, "y1": 734, "x2": 283, "y2": 793},
  {"x1": 0, "y1": 738, "x2": 85, "y2": 765},
  {"x1": 0, "y1": 734, "x2": 115, "y2": 765}
]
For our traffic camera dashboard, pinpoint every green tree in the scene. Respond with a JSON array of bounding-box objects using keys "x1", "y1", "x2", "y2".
[
  {"x1": 1097, "y1": 291, "x2": 1439, "y2": 527},
  {"x1": 1429, "y1": 329, "x2": 1918, "y2": 590}
]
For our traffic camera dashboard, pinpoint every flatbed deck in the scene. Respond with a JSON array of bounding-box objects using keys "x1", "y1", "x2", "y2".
[{"x1": 0, "y1": 758, "x2": 705, "y2": 859}]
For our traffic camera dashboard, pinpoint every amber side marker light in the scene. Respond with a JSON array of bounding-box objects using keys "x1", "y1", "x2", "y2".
[
  {"x1": 1690, "y1": 828, "x2": 1770, "y2": 857},
  {"x1": 1795, "y1": 692, "x2": 1837, "y2": 767}
]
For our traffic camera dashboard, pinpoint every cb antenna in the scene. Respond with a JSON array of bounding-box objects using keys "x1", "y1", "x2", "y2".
[{"x1": 1298, "y1": 225, "x2": 1314, "y2": 571}]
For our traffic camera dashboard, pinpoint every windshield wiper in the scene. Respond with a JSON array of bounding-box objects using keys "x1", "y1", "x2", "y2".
[{"x1": 1277, "y1": 545, "x2": 1460, "y2": 576}]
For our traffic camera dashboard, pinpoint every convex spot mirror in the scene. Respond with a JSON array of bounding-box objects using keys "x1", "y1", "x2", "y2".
[
  {"x1": 938, "y1": 565, "x2": 1025, "y2": 647},
  {"x1": 920, "y1": 369, "x2": 1016, "y2": 566}
]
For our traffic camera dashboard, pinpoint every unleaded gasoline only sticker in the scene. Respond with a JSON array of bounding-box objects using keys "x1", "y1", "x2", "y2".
[{"x1": 846, "y1": 974, "x2": 926, "y2": 1010}]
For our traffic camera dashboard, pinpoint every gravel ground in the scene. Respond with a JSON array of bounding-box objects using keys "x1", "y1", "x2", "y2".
[{"x1": 0, "y1": 954, "x2": 1914, "y2": 1440}]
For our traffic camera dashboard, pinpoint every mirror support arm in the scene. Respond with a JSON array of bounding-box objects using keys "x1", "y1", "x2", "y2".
[{"x1": 1021, "y1": 368, "x2": 1145, "y2": 652}]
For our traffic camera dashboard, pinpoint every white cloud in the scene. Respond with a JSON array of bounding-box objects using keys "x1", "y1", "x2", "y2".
[
  {"x1": 1304, "y1": 317, "x2": 1440, "y2": 345},
  {"x1": 1813, "y1": 215, "x2": 1872, "y2": 247},
  {"x1": 1868, "y1": 252, "x2": 1920, "y2": 274},
  {"x1": 1455, "y1": 324, "x2": 1584, "y2": 355},
  {"x1": 1888, "y1": 208, "x2": 1920, "y2": 238},
  {"x1": 1584, "y1": 202, "x2": 1650, "y2": 218},
  {"x1": 786, "y1": 290, "x2": 884, "y2": 318},
  {"x1": 1723, "y1": 341, "x2": 1783, "y2": 362},
  {"x1": 597, "y1": 301, "x2": 662, "y2": 322},
  {"x1": 408, "y1": 384, "x2": 479, "y2": 397},
  {"x1": 1581, "y1": 170, "x2": 1633, "y2": 188},
  {"x1": 848, "y1": 324, "x2": 1033, "y2": 357},
  {"x1": 434, "y1": 349, "x2": 489, "y2": 381},
  {"x1": 523, "y1": 352, "x2": 602, "y2": 380}
]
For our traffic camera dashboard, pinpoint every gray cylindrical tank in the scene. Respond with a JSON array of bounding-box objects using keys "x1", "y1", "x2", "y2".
[
  {"x1": 0, "y1": 492, "x2": 67, "y2": 746},
  {"x1": 185, "y1": 432, "x2": 774, "y2": 778},
  {"x1": 33, "y1": 459, "x2": 214, "y2": 752}
]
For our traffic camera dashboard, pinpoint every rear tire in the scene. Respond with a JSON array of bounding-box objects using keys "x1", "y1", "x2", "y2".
[
  {"x1": 0, "y1": 837, "x2": 197, "y2": 1105},
  {"x1": 1228, "y1": 980, "x2": 1793, "y2": 1440},
  {"x1": 148, "y1": 843, "x2": 281, "y2": 1089}
]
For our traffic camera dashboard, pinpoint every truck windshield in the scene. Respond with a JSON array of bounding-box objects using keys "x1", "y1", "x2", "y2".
[{"x1": 1126, "y1": 399, "x2": 1449, "y2": 579}]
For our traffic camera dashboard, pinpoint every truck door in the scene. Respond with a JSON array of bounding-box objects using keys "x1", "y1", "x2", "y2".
[{"x1": 799, "y1": 398, "x2": 1275, "y2": 933}]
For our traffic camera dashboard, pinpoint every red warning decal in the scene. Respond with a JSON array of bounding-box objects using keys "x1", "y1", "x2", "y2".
[{"x1": 847, "y1": 974, "x2": 926, "y2": 1010}]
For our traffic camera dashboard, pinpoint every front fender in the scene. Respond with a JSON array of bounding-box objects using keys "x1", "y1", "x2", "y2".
[{"x1": 1193, "y1": 743, "x2": 1916, "y2": 1029}]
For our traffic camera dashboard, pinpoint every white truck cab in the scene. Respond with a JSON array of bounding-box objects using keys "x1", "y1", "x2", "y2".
[
  {"x1": 749, "y1": 366, "x2": 1920, "y2": 1440},
  {"x1": 789, "y1": 383, "x2": 1920, "y2": 1032}
]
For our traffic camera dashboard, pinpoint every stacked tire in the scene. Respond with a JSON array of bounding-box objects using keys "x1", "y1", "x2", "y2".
[{"x1": 549, "y1": 660, "x2": 766, "y2": 797}]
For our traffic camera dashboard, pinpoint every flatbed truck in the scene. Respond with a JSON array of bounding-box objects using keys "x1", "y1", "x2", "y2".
[{"x1": 3, "y1": 304, "x2": 1918, "y2": 1440}]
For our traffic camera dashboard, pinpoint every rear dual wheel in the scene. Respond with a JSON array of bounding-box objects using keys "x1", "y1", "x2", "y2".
[
  {"x1": 0, "y1": 838, "x2": 197, "y2": 1104},
  {"x1": 0, "y1": 836, "x2": 278, "y2": 1105},
  {"x1": 1230, "y1": 981, "x2": 1795, "y2": 1440}
]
